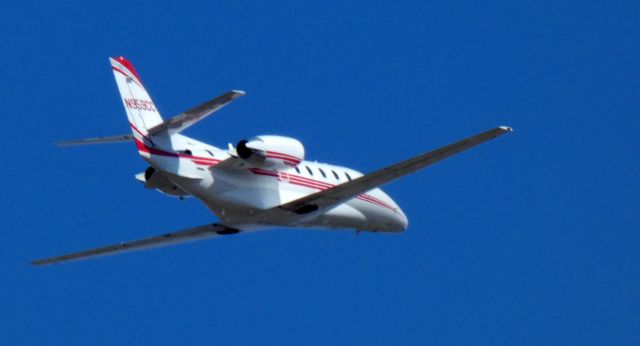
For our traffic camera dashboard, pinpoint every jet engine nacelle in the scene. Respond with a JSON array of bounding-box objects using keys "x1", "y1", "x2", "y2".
[
  {"x1": 235, "y1": 135, "x2": 304, "y2": 169},
  {"x1": 142, "y1": 167, "x2": 190, "y2": 198}
]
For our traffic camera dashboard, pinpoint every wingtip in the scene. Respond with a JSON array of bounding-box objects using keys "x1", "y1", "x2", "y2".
[
  {"x1": 54, "y1": 141, "x2": 73, "y2": 147},
  {"x1": 499, "y1": 126, "x2": 513, "y2": 132},
  {"x1": 30, "y1": 259, "x2": 46, "y2": 266},
  {"x1": 232, "y1": 90, "x2": 246, "y2": 96}
]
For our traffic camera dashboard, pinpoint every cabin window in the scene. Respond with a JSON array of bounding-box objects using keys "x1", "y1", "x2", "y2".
[
  {"x1": 306, "y1": 166, "x2": 313, "y2": 176},
  {"x1": 295, "y1": 166, "x2": 301, "y2": 174},
  {"x1": 318, "y1": 168, "x2": 327, "y2": 178},
  {"x1": 205, "y1": 150, "x2": 215, "y2": 157},
  {"x1": 344, "y1": 172, "x2": 352, "y2": 181},
  {"x1": 332, "y1": 170, "x2": 340, "y2": 180}
]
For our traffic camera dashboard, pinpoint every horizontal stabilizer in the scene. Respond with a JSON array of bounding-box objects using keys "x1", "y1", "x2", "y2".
[
  {"x1": 56, "y1": 134, "x2": 134, "y2": 147},
  {"x1": 147, "y1": 90, "x2": 245, "y2": 135},
  {"x1": 31, "y1": 223, "x2": 242, "y2": 266}
]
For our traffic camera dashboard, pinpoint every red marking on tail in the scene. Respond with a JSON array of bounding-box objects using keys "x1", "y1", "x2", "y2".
[{"x1": 115, "y1": 56, "x2": 143, "y2": 84}]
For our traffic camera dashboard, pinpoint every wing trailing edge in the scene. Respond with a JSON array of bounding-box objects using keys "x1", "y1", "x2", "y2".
[{"x1": 31, "y1": 223, "x2": 243, "y2": 266}]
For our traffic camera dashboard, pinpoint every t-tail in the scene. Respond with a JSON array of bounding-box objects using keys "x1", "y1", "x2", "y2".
[{"x1": 56, "y1": 56, "x2": 244, "y2": 148}]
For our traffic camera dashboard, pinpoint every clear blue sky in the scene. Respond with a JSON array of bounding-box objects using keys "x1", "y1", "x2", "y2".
[{"x1": 1, "y1": 1, "x2": 638, "y2": 344}]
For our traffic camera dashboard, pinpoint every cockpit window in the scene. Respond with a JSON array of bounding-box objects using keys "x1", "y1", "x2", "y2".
[
  {"x1": 332, "y1": 170, "x2": 340, "y2": 180},
  {"x1": 318, "y1": 168, "x2": 327, "y2": 178},
  {"x1": 344, "y1": 172, "x2": 352, "y2": 181},
  {"x1": 306, "y1": 166, "x2": 313, "y2": 176},
  {"x1": 205, "y1": 150, "x2": 215, "y2": 157},
  {"x1": 295, "y1": 166, "x2": 301, "y2": 174}
]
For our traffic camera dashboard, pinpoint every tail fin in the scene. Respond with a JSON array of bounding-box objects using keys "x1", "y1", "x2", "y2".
[{"x1": 110, "y1": 57, "x2": 163, "y2": 138}]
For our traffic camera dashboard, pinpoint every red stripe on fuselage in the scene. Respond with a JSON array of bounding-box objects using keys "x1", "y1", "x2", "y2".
[
  {"x1": 133, "y1": 137, "x2": 223, "y2": 167},
  {"x1": 130, "y1": 142, "x2": 394, "y2": 212},
  {"x1": 250, "y1": 168, "x2": 396, "y2": 212},
  {"x1": 134, "y1": 138, "x2": 177, "y2": 157}
]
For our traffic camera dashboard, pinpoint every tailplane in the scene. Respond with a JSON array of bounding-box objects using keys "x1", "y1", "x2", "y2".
[{"x1": 56, "y1": 57, "x2": 244, "y2": 147}]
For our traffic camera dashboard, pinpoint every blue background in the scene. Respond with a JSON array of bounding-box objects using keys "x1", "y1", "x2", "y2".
[{"x1": 2, "y1": 1, "x2": 638, "y2": 344}]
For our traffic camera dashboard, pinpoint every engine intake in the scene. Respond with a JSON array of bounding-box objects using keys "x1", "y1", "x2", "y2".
[
  {"x1": 142, "y1": 167, "x2": 190, "y2": 198},
  {"x1": 236, "y1": 140, "x2": 253, "y2": 159}
]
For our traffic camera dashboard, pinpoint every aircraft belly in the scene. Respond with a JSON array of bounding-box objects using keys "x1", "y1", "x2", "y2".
[
  {"x1": 179, "y1": 170, "x2": 304, "y2": 223},
  {"x1": 297, "y1": 198, "x2": 404, "y2": 232},
  {"x1": 165, "y1": 168, "x2": 407, "y2": 232},
  {"x1": 306, "y1": 202, "x2": 367, "y2": 229}
]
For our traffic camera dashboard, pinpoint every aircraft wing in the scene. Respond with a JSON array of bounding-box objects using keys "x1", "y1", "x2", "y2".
[
  {"x1": 31, "y1": 223, "x2": 242, "y2": 266},
  {"x1": 147, "y1": 90, "x2": 245, "y2": 136},
  {"x1": 251, "y1": 126, "x2": 512, "y2": 224}
]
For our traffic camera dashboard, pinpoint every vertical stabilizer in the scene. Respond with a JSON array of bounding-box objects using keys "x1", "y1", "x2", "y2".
[{"x1": 110, "y1": 57, "x2": 164, "y2": 139}]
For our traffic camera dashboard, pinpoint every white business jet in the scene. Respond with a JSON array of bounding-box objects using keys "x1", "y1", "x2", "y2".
[{"x1": 32, "y1": 57, "x2": 512, "y2": 265}]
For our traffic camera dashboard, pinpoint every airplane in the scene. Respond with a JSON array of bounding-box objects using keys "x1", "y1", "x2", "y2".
[{"x1": 31, "y1": 56, "x2": 512, "y2": 266}]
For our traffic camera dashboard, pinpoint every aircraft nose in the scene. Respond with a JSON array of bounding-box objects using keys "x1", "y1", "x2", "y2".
[{"x1": 390, "y1": 208, "x2": 409, "y2": 232}]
